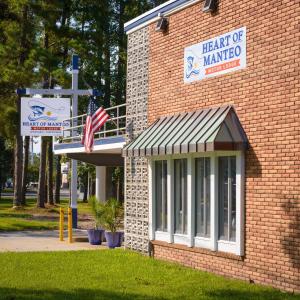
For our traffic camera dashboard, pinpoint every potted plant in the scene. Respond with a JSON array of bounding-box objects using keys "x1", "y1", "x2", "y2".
[
  {"x1": 96, "y1": 197, "x2": 124, "y2": 249},
  {"x1": 87, "y1": 196, "x2": 105, "y2": 245}
]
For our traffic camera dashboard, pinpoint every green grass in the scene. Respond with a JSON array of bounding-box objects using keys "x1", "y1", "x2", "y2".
[
  {"x1": 0, "y1": 250, "x2": 298, "y2": 300},
  {"x1": 0, "y1": 197, "x2": 92, "y2": 231},
  {"x1": 0, "y1": 215, "x2": 59, "y2": 231}
]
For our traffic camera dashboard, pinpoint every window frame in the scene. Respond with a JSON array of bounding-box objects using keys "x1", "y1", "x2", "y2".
[{"x1": 149, "y1": 151, "x2": 245, "y2": 256}]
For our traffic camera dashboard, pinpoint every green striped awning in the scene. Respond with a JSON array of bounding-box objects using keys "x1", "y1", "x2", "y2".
[{"x1": 123, "y1": 105, "x2": 248, "y2": 157}]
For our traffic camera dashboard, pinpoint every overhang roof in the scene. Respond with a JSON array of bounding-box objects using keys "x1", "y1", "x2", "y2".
[
  {"x1": 123, "y1": 106, "x2": 248, "y2": 157},
  {"x1": 124, "y1": 0, "x2": 200, "y2": 34},
  {"x1": 67, "y1": 153, "x2": 123, "y2": 167}
]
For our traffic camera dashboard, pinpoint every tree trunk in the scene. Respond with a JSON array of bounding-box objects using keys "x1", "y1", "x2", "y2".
[
  {"x1": 83, "y1": 174, "x2": 88, "y2": 202},
  {"x1": 115, "y1": 0, "x2": 125, "y2": 105},
  {"x1": 0, "y1": 168, "x2": 2, "y2": 201},
  {"x1": 44, "y1": 166, "x2": 48, "y2": 204},
  {"x1": 47, "y1": 138, "x2": 54, "y2": 205},
  {"x1": 103, "y1": 19, "x2": 111, "y2": 108},
  {"x1": 13, "y1": 94, "x2": 23, "y2": 208},
  {"x1": 54, "y1": 154, "x2": 61, "y2": 204},
  {"x1": 21, "y1": 136, "x2": 30, "y2": 205},
  {"x1": 37, "y1": 137, "x2": 47, "y2": 208},
  {"x1": 13, "y1": 4, "x2": 29, "y2": 208}
]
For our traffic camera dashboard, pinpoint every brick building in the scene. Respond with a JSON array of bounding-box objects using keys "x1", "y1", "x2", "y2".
[{"x1": 122, "y1": 0, "x2": 300, "y2": 293}]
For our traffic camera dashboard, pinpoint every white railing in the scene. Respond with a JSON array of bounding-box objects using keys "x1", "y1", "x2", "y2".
[{"x1": 59, "y1": 103, "x2": 126, "y2": 143}]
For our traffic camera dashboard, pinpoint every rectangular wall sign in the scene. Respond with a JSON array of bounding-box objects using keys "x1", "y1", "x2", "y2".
[
  {"x1": 21, "y1": 97, "x2": 70, "y2": 136},
  {"x1": 184, "y1": 27, "x2": 246, "y2": 83}
]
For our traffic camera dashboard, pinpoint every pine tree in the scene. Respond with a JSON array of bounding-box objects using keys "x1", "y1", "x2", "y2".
[{"x1": 0, "y1": 0, "x2": 39, "y2": 208}]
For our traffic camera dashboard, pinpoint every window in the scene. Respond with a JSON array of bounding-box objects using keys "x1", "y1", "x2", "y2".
[
  {"x1": 150, "y1": 152, "x2": 244, "y2": 255},
  {"x1": 218, "y1": 156, "x2": 236, "y2": 242},
  {"x1": 155, "y1": 160, "x2": 168, "y2": 232},
  {"x1": 174, "y1": 159, "x2": 187, "y2": 235},
  {"x1": 195, "y1": 157, "x2": 210, "y2": 238}
]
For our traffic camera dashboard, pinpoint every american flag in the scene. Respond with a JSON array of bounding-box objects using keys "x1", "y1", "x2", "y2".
[{"x1": 81, "y1": 97, "x2": 110, "y2": 153}]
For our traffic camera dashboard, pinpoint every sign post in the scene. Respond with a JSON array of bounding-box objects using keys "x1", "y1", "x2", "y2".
[
  {"x1": 17, "y1": 54, "x2": 100, "y2": 228},
  {"x1": 71, "y1": 55, "x2": 79, "y2": 228}
]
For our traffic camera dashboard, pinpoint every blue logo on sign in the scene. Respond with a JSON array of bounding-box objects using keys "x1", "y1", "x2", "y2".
[
  {"x1": 28, "y1": 100, "x2": 61, "y2": 121},
  {"x1": 186, "y1": 55, "x2": 200, "y2": 79}
]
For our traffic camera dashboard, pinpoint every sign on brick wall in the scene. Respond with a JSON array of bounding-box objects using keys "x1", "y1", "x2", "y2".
[{"x1": 184, "y1": 27, "x2": 246, "y2": 83}]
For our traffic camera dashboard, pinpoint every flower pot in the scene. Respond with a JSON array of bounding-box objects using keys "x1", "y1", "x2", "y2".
[
  {"x1": 116, "y1": 232, "x2": 124, "y2": 247},
  {"x1": 87, "y1": 229, "x2": 104, "y2": 245},
  {"x1": 105, "y1": 231, "x2": 121, "y2": 249}
]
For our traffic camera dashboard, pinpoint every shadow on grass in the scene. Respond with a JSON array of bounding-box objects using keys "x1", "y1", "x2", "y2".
[
  {"x1": 0, "y1": 287, "x2": 297, "y2": 300},
  {"x1": 0, "y1": 288, "x2": 163, "y2": 300},
  {"x1": 204, "y1": 289, "x2": 297, "y2": 300},
  {"x1": 0, "y1": 213, "x2": 32, "y2": 218}
]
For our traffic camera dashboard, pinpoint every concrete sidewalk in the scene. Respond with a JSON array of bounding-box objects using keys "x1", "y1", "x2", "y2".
[{"x1": 0, "y1": 230, "x2": 106, "y2": 252}]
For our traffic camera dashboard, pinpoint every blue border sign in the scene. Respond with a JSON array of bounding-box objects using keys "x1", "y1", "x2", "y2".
[{"x1": 184, "y1": 27, "x2": 247, "y2": 83}]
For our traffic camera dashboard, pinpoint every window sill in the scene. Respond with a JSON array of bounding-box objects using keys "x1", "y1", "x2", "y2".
[
  {"x1": 173, "y1": 234, "x2": 190, "y2": 246},
  {"x1": 151, "y1": 240, "x2": 244, "y2": 261},
  {"x1": 154, "y1": 231, "x2": 170, "y2": 243},
  {"x1": 194, "y1": 236, "x2": 212, "y2": 249},
  {"x1": 217, "y1": 240, "x2": 237, "y2": 254}
]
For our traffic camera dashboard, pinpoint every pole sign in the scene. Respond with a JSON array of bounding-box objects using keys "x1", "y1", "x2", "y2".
[
  {"x1": 21, "y1": 97, "x2": 70, "y2": 136},
  {"x1": 184, "y1": 27, "x2": 246, "y2": 83}
]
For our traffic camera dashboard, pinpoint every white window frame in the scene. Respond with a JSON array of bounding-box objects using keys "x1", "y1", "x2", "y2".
[{"x1": 148, "y1": 151, "x2": 245, "y2": 256}]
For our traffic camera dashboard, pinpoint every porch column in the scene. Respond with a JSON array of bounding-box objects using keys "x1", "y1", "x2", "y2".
[{"x1": 96, "y1": 166, "x2": 106, "y2": 202}]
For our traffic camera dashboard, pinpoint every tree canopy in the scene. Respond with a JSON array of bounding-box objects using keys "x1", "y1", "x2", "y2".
[{"x1": 0, "y1": 0, "x2": 167, "y2": 207}]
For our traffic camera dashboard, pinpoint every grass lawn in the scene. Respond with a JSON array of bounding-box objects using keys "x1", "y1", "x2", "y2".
[
  {"x1": 0, "y1": 197, "x2": 92, "y2": 231},
  {"x1": 0, "y1": 250, "x2": 298, "y2": 300}
]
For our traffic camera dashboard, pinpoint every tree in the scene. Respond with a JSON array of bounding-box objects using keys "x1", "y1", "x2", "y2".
[
  {"x1": 0, "y1": 0, "x2": 167, "y2": 209},
  {"x1": 78, "y1": 162, "x2": 95, "y2": 202},
  {"x1": 0, "y1": 1, "x2": 38, "y2": 207},
  {"x1": 21, "y1": 136, "x2": 30, "y2": 205},
  {"x1": 47, "y1": 138, "x2": 54, "y2": 205},
  {"x1": 0, "y1": 137, "x2": 13, "y2": 199}
]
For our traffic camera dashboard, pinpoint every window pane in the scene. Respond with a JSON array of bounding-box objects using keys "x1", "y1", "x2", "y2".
[
  {"x1": 155, "y1": 160, "x2": 168, "y2": 232},
  {"x1": 195, "y1": 157, "x2": 210, "y2": 237},
  {"x1": 230, "y1": 157, "x2": 236, "y2": 241},
  {"x1": 174, "y1": 159, "x2": 187, "y2": 234},
  {"x1": 218, "y1": 156, "x2": 236, "y2": 241}
]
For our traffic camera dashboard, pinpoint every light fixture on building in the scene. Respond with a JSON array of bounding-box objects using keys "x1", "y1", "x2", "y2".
[
  {"x1": 155, "y1": 13, "x2": 169, "y2": 33},
  {"x1": 202, "y1": 0, "x2": 218, "y2": 13}
]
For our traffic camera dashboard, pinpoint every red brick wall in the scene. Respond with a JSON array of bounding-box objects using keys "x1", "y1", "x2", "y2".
[{"x1": 147, "y1": 0, "x2": 300, "y2": 293}]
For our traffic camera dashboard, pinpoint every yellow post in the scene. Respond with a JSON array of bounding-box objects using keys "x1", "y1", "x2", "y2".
[
  {"x1": 68, "y1": 207, "x2": 73, "y2": 243},
  {"x1": 59, "y1": 208, "x2": 64, "y2": 241}
]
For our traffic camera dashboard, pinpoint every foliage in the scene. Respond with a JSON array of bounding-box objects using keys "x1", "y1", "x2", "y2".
[
  {"x1": 25, "y1": 153, "x2": 40, "y2": 184},
  {"x1": 78, "y1": 162, "x2": 95, "y2": 185},
  {"x1": 0, "y1": 137, "x2": 13, "y2": 193},
  {"x1": 0, "y1": 250, "x2": 297, "y2": 300},
  {"x1": 88, "y1": 195, "x2": 102, "y2": 229},
  {"x1": 89, "y1": 196, "x2": 123, "y2": 232},
  {"x1": 0, "y1": 0, "x2": 169, "y2": 207}
]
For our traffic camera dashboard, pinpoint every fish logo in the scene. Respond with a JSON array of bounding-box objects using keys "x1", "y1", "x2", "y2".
[
  {"x1": 28, "y1": 100, "x2": 65, "y2": 121},
  {"x1": 185, "y1": 51, "x2": 200, "y2": 79}
]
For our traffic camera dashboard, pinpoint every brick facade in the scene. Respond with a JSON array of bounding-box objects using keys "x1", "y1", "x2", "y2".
[{"x1": 146, "y1": 0, "x2": 300, "y2": 293}]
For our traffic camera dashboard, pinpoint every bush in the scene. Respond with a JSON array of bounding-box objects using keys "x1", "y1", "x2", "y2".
[{"x1": 89, "y1": 196, "x2": 124, "y2": 232}]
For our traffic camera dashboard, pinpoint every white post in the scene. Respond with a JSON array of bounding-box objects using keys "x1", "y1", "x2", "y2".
[
  {"x1": 96, "y1": 166, "x2": 106, "y2": 202},
  {"x1": 187, "y1": 157, "x2": 194, "y2": 247},
  {"x1": 148, "y1": 161, "x2": 155, "y2": 241},
  {"x1": 70, "y1": 54, "x2": 79, "y2": 228}
]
